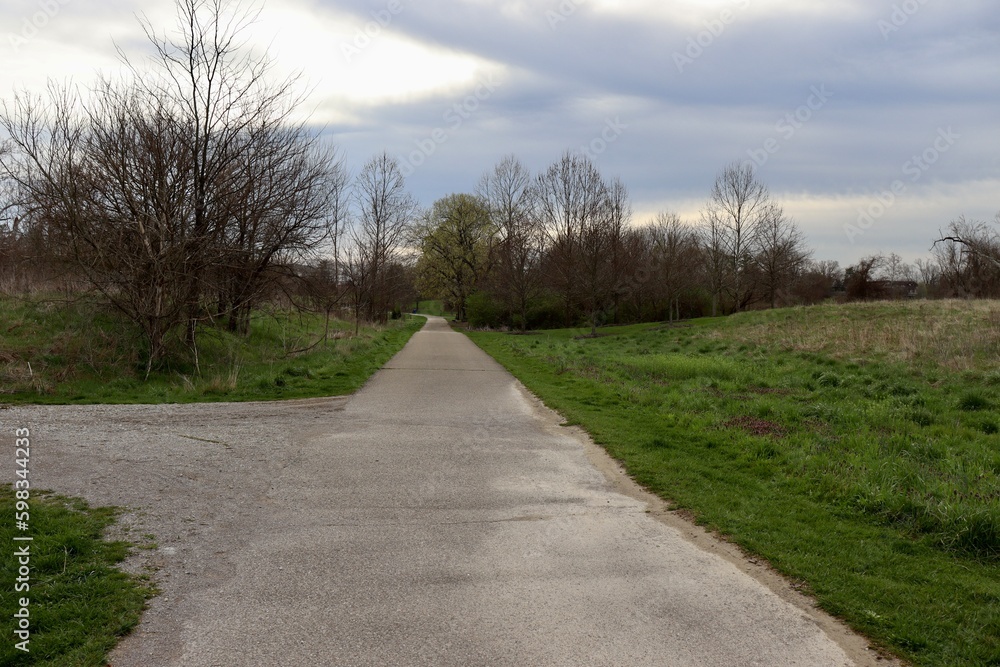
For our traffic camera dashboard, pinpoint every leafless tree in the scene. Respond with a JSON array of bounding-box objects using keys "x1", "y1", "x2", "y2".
[
  {"x1": 0, "y1": 0, "x2": 343, "y2": 374},
  {"x1": 211, "y1": 133, "x2": 347, "y2": 335},
  {"x1": 131, "y1": 0, "x2": 319, "y2": 345},
  {"x1": 350, "y1": 151, "x2": 418, "y2": 324},
  {"x1": 477, "y1": 155, "x2": 543, "y2": 330},
  {"x1": 700, "y1": 161, "x2": 772, "y2": 313},
  {"x1": 0, "y1": 84, "x2": 195, "y2": 373},
  {"x1": 754, "y1": 204, "x2": 811, "y2": 309},
  {"x1": 845, "y1": 254, "x2": 886, "y2": 301},
  {"x1": 699, "y1": 212, "x2": 729, "y2": 317},
  {"x1": 933, "y1": 215, "x2": 1000, "y2": 297},
  {"x1": 812, "y1": 260, "x2": 844, "y2": 287},
  {"x1": 788, "y1": 259, "x2": 842, "y2": 304},
  {"x1": 605, "y1": 177, "x2": 632, "y2": 324},
  {"x1": 0, "y1": 140, "x2": 21, "y2": 290},
  {"x1": 648, "y1": 211, "x2": 700, "y2": 321},
  {"x1": 534, "y1": 151, "x2": 609, "y2": 327},
  {"x1": 914, "y1": 257, "x2": 940, "y2": 295},
  {"x1": 880, "y1": 252, "x2": 914, "y2": 283}
]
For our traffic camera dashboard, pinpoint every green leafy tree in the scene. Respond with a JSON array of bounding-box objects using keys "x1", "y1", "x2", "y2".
[{"x1": 414, "y1": 194, "x2": 492, "y2": 322}]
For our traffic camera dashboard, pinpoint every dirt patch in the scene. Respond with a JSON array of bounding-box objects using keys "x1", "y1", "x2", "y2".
[{"x1": 723, "y1": 415, "x2": 787, "y2": 438}]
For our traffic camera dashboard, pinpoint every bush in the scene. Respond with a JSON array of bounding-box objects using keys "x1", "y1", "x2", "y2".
[
  {"x1": 466, "y1": 291, "x2": 506, "y2": 328},
  {"x1": 959, "y1": 391, "x2": 992, "y2": 412},
  {"x1": 525, "y1": 292, "x2": 565, "y2": 330}
]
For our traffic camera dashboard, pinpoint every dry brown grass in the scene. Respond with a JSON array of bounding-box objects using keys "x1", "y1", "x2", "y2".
[{"x1": 718, "y1": 299, "x2": 1000, "y2": 371}]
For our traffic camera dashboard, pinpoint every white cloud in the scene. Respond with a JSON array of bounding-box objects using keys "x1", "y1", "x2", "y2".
[{"x1": 248, "y1": 0, "x2": 505, "y2": 124}]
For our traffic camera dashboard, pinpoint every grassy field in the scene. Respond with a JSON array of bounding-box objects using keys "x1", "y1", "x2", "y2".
[
  {"x1": 0, "y1": 296, "x2": 424, "y2": 404},
  {"x1": 0, "y1": 487, "x2": 155, "y2": 666},
  {"x1": 466, "y1": 300, "x2": 1000, "y2": 666}
]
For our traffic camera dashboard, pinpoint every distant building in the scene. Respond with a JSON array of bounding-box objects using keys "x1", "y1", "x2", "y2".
[{"x1": 874, "y1": 280, "x2": 919, "y2": 299}]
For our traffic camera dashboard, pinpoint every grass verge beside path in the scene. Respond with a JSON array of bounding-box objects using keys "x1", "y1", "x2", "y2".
[
  {"x1": 0, "y1": 295, "x2": 425, "y2": 404},
  {"x1": 465, "y1": 300, "x2": 1000, "y2": 667},
  {"x1": 0, "y1": 487, "x2": 155, "y2": 666}
]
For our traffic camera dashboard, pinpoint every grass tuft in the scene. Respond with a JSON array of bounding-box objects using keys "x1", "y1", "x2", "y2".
[{"x1": 958, "y1": 391, "x2": 992, "y2": 412}]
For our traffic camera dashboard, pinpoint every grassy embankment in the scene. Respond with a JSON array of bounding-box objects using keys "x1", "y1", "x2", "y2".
[
  {"x1": 0, "y1": 294, "x2": 424, "y2": 664},
  {"x1": 0, "y1": 295, "x2": 424, "y2": 404},
  {"x1": 466, "y1": 300, "x2": 1000, "y2": 667}
]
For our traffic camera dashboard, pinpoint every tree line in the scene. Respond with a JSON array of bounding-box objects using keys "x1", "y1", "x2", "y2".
[
  {"x1": 413, "y1": 155, "x2": 1000, "y2": 331},
  {"x1": 415, "y1": 154, "x2": 814, "y2": 331}
]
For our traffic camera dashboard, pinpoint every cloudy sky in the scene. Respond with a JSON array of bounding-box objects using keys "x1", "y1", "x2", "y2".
[{"x1": 3, "y1": 0, "x2": 998, "y2": 264}]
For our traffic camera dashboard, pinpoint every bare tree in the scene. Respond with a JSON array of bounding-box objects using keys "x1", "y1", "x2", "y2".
[
  {"x1": 534, "y1": 151, "x2": 609, "y2": 326},
  {"x1": 605, "y1": 176, "x2": 632, "y2": 324},
  {"x1": 914, "y1": 257, "x2": 940, "y2": 296},
  {"x1": 211, "y1": 134, "x2": 347, "y2": 335},
  {"x1": 700, "y1": 161, "x2": 772, "y2": 312},
  {"x1": 788, "y1": 259, "x2": 842, "y2": 304},
  {"x1": 699, "y1": 212, "x2": 728, "y2": 317},
  {"x1": 350, "y1": 151, "x2": 418, "y2": 324},
  {"x1": 933, "y1": 215, "x2": 1000, "y2": 297},
  {"x1": 882, "y1": 252, "x2": 914, "y2": 283},
  {"x1": 844, "y1": 254, "x2": 886, "y2": 301},
  {"x1": 754, "y1": 205, "x2": 811, "y2": 309},
  {"x1": 132, "y1": 0, "x2": 317, "y2": 346},
  {"x1": 648, "y1": 211, "x2": 700, "y2": 321},
  {"x1": 477, "y1": 155, "x2": 543, "y2": 330},
  {"x1": 0, "y1": 0, "x2": 342, "y2": 374},
  {"x1": 812, "y1": 260, "x2": 844, "y2": 288},
  {"x1": 1, "y1": 84, "x2": 196, "y2": 373}
]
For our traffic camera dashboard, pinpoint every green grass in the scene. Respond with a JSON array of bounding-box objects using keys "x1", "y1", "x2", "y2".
[
  {"x1": 0, "y1": 296, "x2": 424, "y2": 404},
  {"x1": 466, "y1": 300, "x2": 1000, "y2": 667},
  {"x1": 0, "y1": 486, "x2": 155, "y2": 666},
  {"x1": 412, "y1": 299, "x2": 452, "y2": 318}
]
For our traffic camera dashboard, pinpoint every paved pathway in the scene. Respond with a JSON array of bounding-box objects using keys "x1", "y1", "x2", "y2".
[{"x1": 175, "y1": 316, "x2": 870, "y2": 666}]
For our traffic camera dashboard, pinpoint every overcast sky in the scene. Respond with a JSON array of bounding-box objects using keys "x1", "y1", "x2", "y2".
[{"x1": 3, "y1": 0, "x2": 998, "y2": 264}]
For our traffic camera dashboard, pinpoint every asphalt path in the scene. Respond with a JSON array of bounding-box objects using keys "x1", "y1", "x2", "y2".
[{"x1": 16, "y1": 315, "x2": 891, "y2": 665}]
